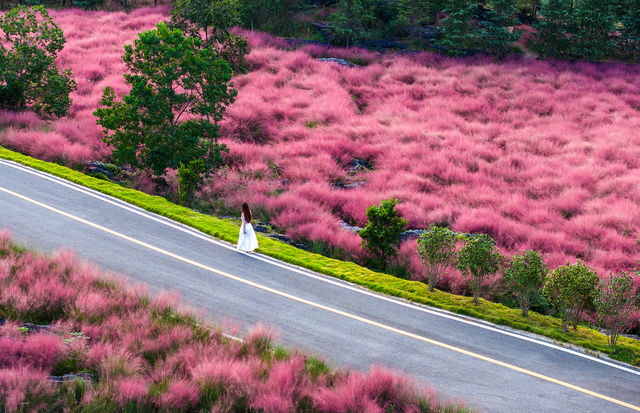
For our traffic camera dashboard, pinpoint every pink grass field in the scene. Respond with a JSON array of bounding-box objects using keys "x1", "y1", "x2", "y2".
[
  {"x1": 1, "y1": 7, "x2": 639, "y2": 293},
  {"x1": 0, "y1": 230, "x2": 467, "y2": 412}
]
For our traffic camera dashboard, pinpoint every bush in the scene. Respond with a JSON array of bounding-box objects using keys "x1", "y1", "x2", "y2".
[
  {"x1": 595, "y1": 272, "x2": 640, "y2": 348},
  {"x1": 359, "y1": 199, "x2": 407, "y2": 270},
  {"x1": 456, "y1": 234, "x2": 504, "y2": 305},
  {"x1": 543, "y1": 260, "x2": 599, "y2": 331},
  {"x1": 503, "y1": 250, "x2": 548, "y2": 317},
  {"x1": 417, "y1": 225, "x2": 457, "y2": 292}
]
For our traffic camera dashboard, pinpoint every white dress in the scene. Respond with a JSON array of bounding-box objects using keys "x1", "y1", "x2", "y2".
[{"x1": 237, "y1": 212, "x2": 259, "y2": 252}]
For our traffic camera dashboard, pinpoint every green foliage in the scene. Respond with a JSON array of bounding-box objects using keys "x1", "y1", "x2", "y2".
[
  {"x1": 595, "y1": 272, "x2": 640, "y2": 348},
  {"x1": 543, "y1": 260, "x2": 599, "y2": 331},
  {"x1": 532, "y1": 0, "x2": 574, "y2": 59},
  {"x1": 482, "y1": 0, "x2": 521, "y2": 57},
  {"x1": 170, "y1": 0, "x2": 249, "y2": 74},
  {"x1": 619, "y1": 0, "x2": 640, "y2": 59},
  {"x1": 0, "y1": 6, "x2": 76, "y2": 117},
  {"x1": 417, "y1": 224, "x2": 457, "y2": 291},
  {"x1": 94, "y1": 23, "x2": 235, "y2": 190},
  {"x1": 330, "y1": 0, "x2": 375, "y2": 47},
  {"x1": 238, "y1": 0, "x2": 301, "y2": 35},
  {"x1": 437, "y1": 0, "x2": 481, "y2": 55},
  {"x1": 178, "y1": 158, "x2": 205, "y2": 206},
  {"x1": 571, "y1": 0, "x2": 615, "y2": 60},
  {"x1": 503, "y1": 250, "x2": 548, "y2": 317},
  {"x1": 456, "y1": 234, "x2": 504, "y2": 305},
  {"x1": 359, "y1": 198, "x2": 407, "y2": 270}
]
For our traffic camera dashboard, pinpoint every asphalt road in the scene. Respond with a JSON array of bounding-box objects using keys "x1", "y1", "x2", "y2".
[{"x1": 1, "y1": 159, "x2": 639, "y2": 413}]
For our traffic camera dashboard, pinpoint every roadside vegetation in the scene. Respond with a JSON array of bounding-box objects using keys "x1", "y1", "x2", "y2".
[
  {"x1": 3, "y1": 146, "x2": 640, "y2": 367},
  {"x1": 0, "y1": 231, "x2": 471, "y2": 412}
]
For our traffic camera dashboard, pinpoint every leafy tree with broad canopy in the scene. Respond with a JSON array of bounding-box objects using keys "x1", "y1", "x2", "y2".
[
  {"x1": 503, "y1": 250, "x2": 548, "y2": 317},
  {"x1": 94, "y1": 23, "x2": 236, "y2": 205},
  {"x1": 170, "y1": 0, "x2": 249, "y2": 74},
  {"x1": 330, "y1": 0, "x2": 375, "y2": 47},
  {"x1": 543, "y1": 260, "x2": 599, "y2": 331},
  {"x1": 456, "y1": 233, "x2": 504, "y2": 305},
  {"x1": 595, "y1": 272, "x2": 640, "y2": 348},
  {"x1": 0, "y1": 6, "x2": 76, "y2": 117},
  {"x1": 417, "y1": 224, "x2": 458, "y2": 292},
  {"x1": 359, "y1": 198, "x2": 407, "y2": 270}
]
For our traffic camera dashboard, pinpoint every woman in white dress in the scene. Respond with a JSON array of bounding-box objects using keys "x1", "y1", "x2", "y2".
[{"x1": 237, "y1": 202, "x2": 259, "y2": 252}]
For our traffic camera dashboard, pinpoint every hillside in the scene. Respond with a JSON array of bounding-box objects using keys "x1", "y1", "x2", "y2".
[
  {"x1": 0, "y1": 230, "x2": 470, "y2": 412},
  {"x1": 1, "y1": 7, "x2": 639, "y2": 297}
]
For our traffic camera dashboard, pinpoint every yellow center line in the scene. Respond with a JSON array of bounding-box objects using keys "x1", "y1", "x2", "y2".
[{"x1": 2, "y1": 185, "x2": 639, "y2": 412}]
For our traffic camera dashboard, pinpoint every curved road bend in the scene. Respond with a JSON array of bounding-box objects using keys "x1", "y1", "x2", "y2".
[{"x1": 1, "y1": 159, "x2": 639, "y2": 413}]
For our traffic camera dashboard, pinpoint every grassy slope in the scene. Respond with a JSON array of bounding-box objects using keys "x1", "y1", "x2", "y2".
[{"x1": 1, "y1": 145, "x2": 639, "y2": 367}]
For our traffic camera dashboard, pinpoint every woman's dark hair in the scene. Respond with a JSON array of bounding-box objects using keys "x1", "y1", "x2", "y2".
[{"x1": 242, "y1": 202, "x2": 252, "y2": 223}]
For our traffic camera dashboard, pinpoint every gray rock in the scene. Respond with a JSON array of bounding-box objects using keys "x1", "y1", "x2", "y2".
[
  {"x1": 254, "y1": 224, "x2": 270, "y2": 233},
  {"x1": 339, "y1": 220, "x2": 361, "y2": 233},
  {"x1": 399, "y1": 230, "x2": 426, "y2": 242},
  {"x1": 347, "y1": 158, "x2": 372, "y2": 174},
  {"x1": 331, "y1": 181, "x2": 366, "y2": 190},
  {"x1": 48, "y1": 373, "x2": 96, "y2": 383},
  {"x1": 317, "y1": 57, "x2": 356, "y2": 67},
  {"x1": 20, "y1": 323, "x2": 52, "y2": 334}
]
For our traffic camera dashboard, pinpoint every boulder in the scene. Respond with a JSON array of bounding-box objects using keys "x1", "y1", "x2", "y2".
[
  {"x1": 86, "y1": 161, "x2": 114, "y2": 179},
  {"x1": 254, "y1": 224, "x2": 270, "y2": 233},
  {"x1": 331, "y1": 181, "x2": 366, "y2": 190},
  {"x1": 20, "y1": 323, "x2": 52, "y2": 334},
  {"x1": 317, "y1": 57, "x2": 356, "y2": 67},
  {"x1": 339, "y1": 220, "x2": 361, "y2": 233},
  {"x1": 399, "y1": 229, "x2": 426, "y2": 242},
  {"x1": 347, "y1": 158, "x2": 372, "y2": 174}
]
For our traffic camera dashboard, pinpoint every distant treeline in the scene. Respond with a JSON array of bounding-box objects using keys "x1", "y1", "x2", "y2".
[{"x1": 3, "y1": 0, "x2": 639, "y2": 61}]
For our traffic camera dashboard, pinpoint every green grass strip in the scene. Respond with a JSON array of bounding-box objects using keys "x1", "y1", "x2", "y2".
[{"x1": 2, "y1": 145, "x2": 639, "y2": 367}]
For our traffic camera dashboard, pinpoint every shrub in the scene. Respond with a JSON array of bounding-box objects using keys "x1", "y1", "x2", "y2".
[
  {"x1": 416, "y1": 224, "x2": 458, "y2": 292},
  {"x1": 595, "y1": 272, "x2": 640, "y2": 348},
  {"x1": 359, "y1": 199, "x2": 407, "y2": 270},
  {"x1": 503, "y1": 250, "x2": 548, "y2": 317},
  {"x1": 543, "y1": 260, "x2": 599, "y2": 331},
  {"x1": 456, "y1": 234, "x2": 504, "y2": 305}
]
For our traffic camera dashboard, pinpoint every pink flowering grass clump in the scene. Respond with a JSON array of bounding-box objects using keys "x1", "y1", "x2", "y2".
[
  {"x1": 0, "y1": 232, "x2": 468, "y2": 412},
  {"x1": 3, "y1": 9, "x2": 639, "y2": 304}
]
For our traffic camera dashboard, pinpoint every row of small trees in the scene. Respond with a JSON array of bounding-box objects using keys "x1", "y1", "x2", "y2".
[{"x1": 360, "y1": 199, "x2": 640, "y2": 348}]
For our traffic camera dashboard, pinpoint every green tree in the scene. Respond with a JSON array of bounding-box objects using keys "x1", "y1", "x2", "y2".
[
  {"x1": 397, "y1": 0, "x2": 430, "y2": 41},
  {"x1": 417, "y1": 225, "x2": 458, "y2": 292},
  {"x1": 571, "y1": 0, "x2": 615, "y2": 60},
  {"x1": 170, "y1": 0, "x2": 249, "y2": 74},
  {"x1": 94, "y1": 23, "x2": 236, "y2": 205},
  {"x1": 238, "y1": 0, "x2": 300, "y2": 35},
  {"x1": 503, "y1": 250, "x2": 548, "y2": 317},
  {"x1": 595, "y1": 272, "x2": 640, "y2": 348},
  {"x1": 456, "y1": 233, "x2": 504, "y2": 305},
  {"x1": 0, "y1": 6, "x2": 76, "y2": 117},
  {"x1": 359, "y1": 199, "x2": 407, "y2": 270},
  {"x1": 532, "y1": 0, "x2": 574, "y2": 59},
  {"x1": 483, "y1": 0, "x2": 522, "y2": 57},
  {"x1": 330, "y1": 0, "x2": 375, "y2": 47},
  {"x1": 437, "y1": 0, "x2": 481, "y2": 55},
  {"x1": 543, "y1": 261, "x2": 599, "y2": 331},
  {"x1": 619, "y1": 0, "x2": 640, "y2": 60}
]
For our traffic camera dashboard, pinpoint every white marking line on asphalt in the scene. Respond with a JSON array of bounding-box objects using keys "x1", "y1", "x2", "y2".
[
  {"x1": 1, "y1": 185, "x2": 639, "y2": 412},
  {"x1": 2, "y1": 159, "x2": 640, "y2": 377}
]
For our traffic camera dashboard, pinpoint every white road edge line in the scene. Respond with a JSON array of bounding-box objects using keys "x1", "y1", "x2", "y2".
[{"x1": 1, "y1": 159, "x2": 639, "y2": 377}]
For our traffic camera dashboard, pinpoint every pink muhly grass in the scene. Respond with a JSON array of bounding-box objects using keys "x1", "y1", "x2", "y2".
[
  {"x1": 160, "y1": 379, "x2": 200, "y2": 410},
  {"x1": 117, "y1": 376, "x2": 149, "y2": 406}
]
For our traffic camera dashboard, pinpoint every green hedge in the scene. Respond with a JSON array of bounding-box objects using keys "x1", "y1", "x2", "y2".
[{"x1": 1, "y1": 145, "x2": 639, "y2": 366}]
